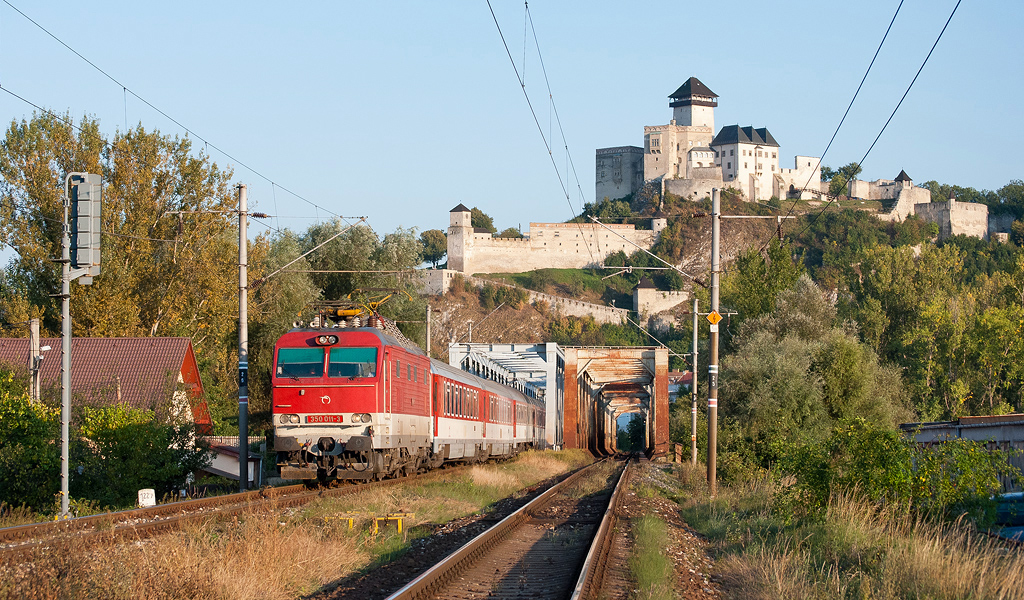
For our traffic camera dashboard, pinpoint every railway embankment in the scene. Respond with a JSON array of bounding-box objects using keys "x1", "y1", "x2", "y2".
[
  {"x1": 0, "y1": 450, "x2": 591, "y2": 600},
  {"x1": 671, "y1": 463, "x2": 1024, "y2": 600}
]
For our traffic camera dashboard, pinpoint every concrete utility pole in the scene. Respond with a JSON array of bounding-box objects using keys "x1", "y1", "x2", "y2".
[
  {"x1": 707, "y1": 188, "x2": 721, "y2": 495},
  {"x1": 691, "y1": 297, "x2": 698, "y2": 466},
  {"x1": 237, "y1": 184, "x2": 249, "y2": 492}
]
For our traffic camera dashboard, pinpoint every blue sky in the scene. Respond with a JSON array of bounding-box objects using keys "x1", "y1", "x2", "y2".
[{"x1": 0, "y1": 0, "x2": 1020, "y2": 246}]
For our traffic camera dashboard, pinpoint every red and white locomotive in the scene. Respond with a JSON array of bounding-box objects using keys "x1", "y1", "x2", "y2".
[{"x1": 272, "y1": 320, "x2": 545, "y2": 481}]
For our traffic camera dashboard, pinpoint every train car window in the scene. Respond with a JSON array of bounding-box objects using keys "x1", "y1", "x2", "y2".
[
  {"x1": 276, "y1": 347, "x2": 325, "y2": 378},
  {"x1": 328, "y1": 347, "x2": 378, "y2": 378},
  {"x1": 445, "y1": 382, "x2": 450, "y2": 415},
  {"x1": 396, "y1": 360, "x2": 401, "y2": 378}
]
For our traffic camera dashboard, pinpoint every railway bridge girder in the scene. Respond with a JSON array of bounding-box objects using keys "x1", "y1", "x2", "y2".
[{"x1": 562, "y1": 347, "x2": 669, "y2": 458}]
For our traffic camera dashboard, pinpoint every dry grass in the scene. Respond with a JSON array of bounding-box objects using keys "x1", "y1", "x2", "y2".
[
  {"x1": 0, "y1": 450, "x2": 592, "y2": 600},
  {"x1": 675, "y1": 466, "x2": 1024, "y2": 600}
]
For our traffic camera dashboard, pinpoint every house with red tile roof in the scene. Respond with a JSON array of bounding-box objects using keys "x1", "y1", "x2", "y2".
[{"x1": 0, "y1": 337, "x2": 212, "y2": 434}]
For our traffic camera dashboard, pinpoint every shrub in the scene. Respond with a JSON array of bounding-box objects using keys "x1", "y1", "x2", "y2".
[{"x1": 779, "y1": 418, "x2": 1016, "y2": 525}]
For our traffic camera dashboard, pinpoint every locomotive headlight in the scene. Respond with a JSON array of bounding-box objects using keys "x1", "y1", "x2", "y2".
[
  {"x1": 279, "y1": 414, "x2": 300, "y2": 424},
  {"x1": 361, "y1": 413, "x2": 372, "y2": 423},
  {"x1": 351, "y1": 413, "x2": 360, "y2": 423},
  {"x1": 315, "y1": 335, "x2": 339, "y2": 345}
]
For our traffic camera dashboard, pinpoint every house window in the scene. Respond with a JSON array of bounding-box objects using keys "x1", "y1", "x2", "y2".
[
  {"x1": 772, "y1": 152, "x2": 777, "y2": 159},
  {"x1": 771, "y1": 165, "x2": 775, "y2": 171},
  {"x1": 727, "y1": 162, "x2": 731, "y2": 169},
  {"x1": 744, "y1": 162, "x2": 748, "y2": 169},
  {"x1": 730, "y1": 149, "x2": 734, "y2": 156}
]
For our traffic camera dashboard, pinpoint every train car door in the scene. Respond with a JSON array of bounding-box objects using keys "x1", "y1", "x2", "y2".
[
  {"x1": 432, "y1": 377, "x2": 439, "y2": 436},
  {"x1": 481, "y1": 392, "x2": 487, "y2": 438}
]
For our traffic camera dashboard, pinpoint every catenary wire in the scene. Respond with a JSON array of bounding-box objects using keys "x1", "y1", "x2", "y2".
[
  {"x1": 789, "y1": 0, "x2": 962, "y2": 242},
  {"x1": 484, "y1": 0, "x2": 596, "y2": 262},
  {"x1": 763, "y1": 0, "x2": 905, "y2": 252},
  {"x1": 0, "y1": 84, "x2": 355, "y2": 241},
  {"x1": 2, "y1": 0, "x2": 340, "y2": 221}
]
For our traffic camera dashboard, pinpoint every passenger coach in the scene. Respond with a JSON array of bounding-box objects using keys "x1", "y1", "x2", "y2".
[{"x1": 272, "y1": 324, "x2": 545, "y2": 481}]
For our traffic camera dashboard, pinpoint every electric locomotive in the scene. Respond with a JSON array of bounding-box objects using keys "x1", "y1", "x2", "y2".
[{"x1": 272, "y1": 316, "x2": 545, "y2": 481}]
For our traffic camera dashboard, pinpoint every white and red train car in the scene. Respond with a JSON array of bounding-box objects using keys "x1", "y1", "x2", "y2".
[{"x1": 272, "y1": 325, "x2": 545, "y2": 481}]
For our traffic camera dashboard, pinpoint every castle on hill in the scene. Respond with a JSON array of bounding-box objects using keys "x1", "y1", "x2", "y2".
[{"x1": 596, "y1": 77, "x2": 822, "y2": 203}]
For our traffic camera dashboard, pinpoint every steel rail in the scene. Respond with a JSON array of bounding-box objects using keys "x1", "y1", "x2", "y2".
[
  {"x1": 385, "y1": 459, "x2": 619, "y2": 600},
  {"x1": 0, "y1": 465, "x2": 472, "y2": 559},
  {"x1": 569, "y1": 458, "x2": 633, "y2": 600},
  {"x1": 0, "y1": 484, "x2": 306, "y2": 545}
]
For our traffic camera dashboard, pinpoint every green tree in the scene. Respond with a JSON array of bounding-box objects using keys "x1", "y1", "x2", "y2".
[
  {"x1": 0, "y1": 112, "x2": 242, "y2": 414},
  {"x1": 721, "y1": 238, "x2": 803, "y2": 326},
  {"x1": 248, "y1": 231, "x2": 320, "y2": 425},
  {"x1": 470, "y1": 207, "x2": 496, "y2": 233},
  {"x1": 419, "y1": 229, "x2": 447, "y2": 267},
  {"x1": 72, "y1": 403, "x2": 210, "y2": 507},
  {"x1": 495, "y1": 227, "x2": 523, "y2": 239}
]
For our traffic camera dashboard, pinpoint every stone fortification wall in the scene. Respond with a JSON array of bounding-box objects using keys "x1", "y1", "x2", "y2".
[
  {"x1": 849, "y1": 179, "x2": 899, "y2": 201},
  {"x1": 416, "y1": 269, "x2": 459, "y2": 296},
  {"x1": 777, "y1": 156, "x2": 822, "y2": 198},
  {"x1": 664, "y1": 176, "x2": 720, "y2": 201},
  {"x1": 873, "y1": 186, "x2": 932, "y2": 222},
  {"x1": 450, "y1": 220, "x2": 659, "y2": 275},
  {"x1": 634, "y1": 288, "x2": 691, "y2": 316},
  {"x1": 596, "y1": 146, "x2": 644, "y2": 201},
  {"x1": 915, "y1": 200, "x2": 989, "y2": 240},
  {"x1": 990, "y1": 213, "x2": 1015, "y2": 237},
  {"x1": 465, "y1": 276, "x2": 628, "y2": 325}
]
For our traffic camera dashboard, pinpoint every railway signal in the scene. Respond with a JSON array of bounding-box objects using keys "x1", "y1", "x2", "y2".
[{"x1": 58, "y1": 172, "x2": 103, "y2": 519}]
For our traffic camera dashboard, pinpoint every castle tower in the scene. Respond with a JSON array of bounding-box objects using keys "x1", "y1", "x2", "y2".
[
  {"x1": 447, "y1": 203, "x2": 473, "y2": 272},
  {"x1": 669, "y1": 77, "x2": 718, "y2": 130},
  {"x1": 895, "y1": 169, "x2": 913, "y2": 189}
]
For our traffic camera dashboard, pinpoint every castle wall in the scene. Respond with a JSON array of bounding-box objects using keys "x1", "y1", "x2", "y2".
[
  {"x1": 915, "y1": 200, "x2": 989, "y2": 240},
  {"x1": 777, "y1": 156, "x2": 822, "y2": 198},
  {"x1": 416, "y1": 269, "x2": 460, "y2": 296},
  {"x1": 990, "y1": 213, "x2": 1015, "y2": 237},
  {"x1": 449, "y1": 220, "x2": 659, "y2": 275},
  {"x1": 871, "y1": 185, "x2": 931, "y2": 222},
  {"x1": 596, "y1": 146, "x2": 644, "y2": 201},
  {"x1": 634, "y1": 288, "x2": 691, "y2": 316},
  {"x1": 664, "y1": 176, "x2": 719, "y2": 201},
  {"x1": 465, "y1": 276, "x2": 628, "y2": 324}
]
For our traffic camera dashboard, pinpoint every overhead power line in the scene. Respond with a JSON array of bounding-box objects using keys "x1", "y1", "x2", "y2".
[
  {"x1": 2, "y1": 0, "x2": 340, "y2": 221},
  {"x1": 764, "y1": 0, "x2": 905, "y2": 251},
  {"x1": 791, "y1": 0, "x2": 963, "y2": 241},
  {"x1": 484, "y1": 0, "x2": 596, "y2": 262}
]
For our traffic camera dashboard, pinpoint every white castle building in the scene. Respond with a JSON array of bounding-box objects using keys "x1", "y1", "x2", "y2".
[{"x1": 596, "y1": 77, "x2": 822, "y2": 203}]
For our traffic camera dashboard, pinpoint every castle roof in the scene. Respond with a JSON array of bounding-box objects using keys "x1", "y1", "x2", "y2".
[
  {"x1": 669, "y1": 77, "x2": 717, "y2": 99},
  {"x1": 711, "y1": 125, "x2": 779, "y2": 148},
  {"x1": 895, "y1": 170, "x2": 912, "y2": 183},
  {"x1": 636, "y1": 276, "x2": 657, "y2": 290},
  {"x1": 450, "y1": 203, "x2": 471, "y2": 213}
]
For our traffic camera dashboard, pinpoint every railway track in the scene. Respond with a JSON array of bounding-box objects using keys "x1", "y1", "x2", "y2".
[
  {"x1": 0, "y1": 465, "x2": 470, "y2": 561},
  {"x1": 385, "y1": 458, "x2": 634, "y2": 600}
]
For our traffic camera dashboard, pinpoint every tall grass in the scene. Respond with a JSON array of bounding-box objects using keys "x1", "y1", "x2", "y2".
[
  {"x1": 674, "y1": 464, "x2": 1024, "y2": 600},
  {"x1": 0, "y1": 450, "x2": 592, "y2": 600}
]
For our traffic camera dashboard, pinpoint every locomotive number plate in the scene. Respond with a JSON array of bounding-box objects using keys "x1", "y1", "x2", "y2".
[{"x1": 307, "y1": 415, "x2": 344, "y2": 424}]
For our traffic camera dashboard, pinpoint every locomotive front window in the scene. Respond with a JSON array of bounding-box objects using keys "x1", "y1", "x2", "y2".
[
  {"x1": 277, "y1": 348, "x2": 325, "y2": 378},
  {"x1": 328, "y1": 347, "x2": 378, "y2": 378}
]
